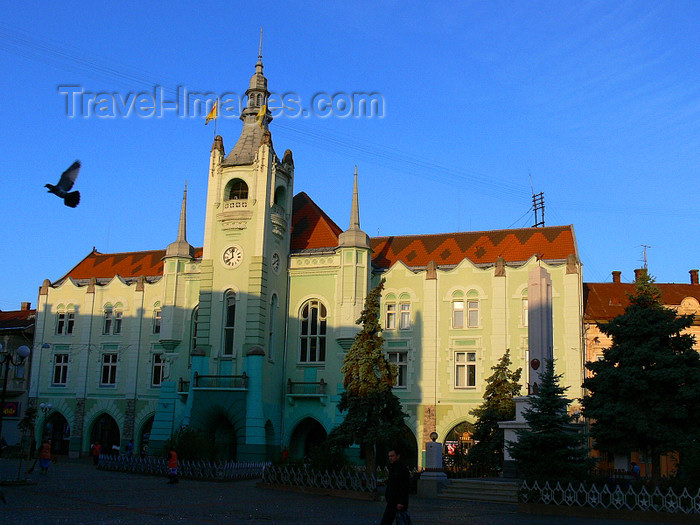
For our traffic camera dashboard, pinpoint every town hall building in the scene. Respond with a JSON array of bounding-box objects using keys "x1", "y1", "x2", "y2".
[{"x1": 28, "y1": 51, "x2": 585, "y2": 467}]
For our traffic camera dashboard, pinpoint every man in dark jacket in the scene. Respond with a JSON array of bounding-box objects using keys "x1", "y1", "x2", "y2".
[{"x1": 380, "y1": 448, "x2": 410, "y2": 525}]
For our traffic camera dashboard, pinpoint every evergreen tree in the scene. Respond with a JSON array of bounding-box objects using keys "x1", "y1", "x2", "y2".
[
  {"x1": 582, "y1": 273, "x2": 700, "y2": 479},
  {"x1": 329, "y1": 278, "x2": 408, "y2": 473},
  {"x1": 468, "y1": 349, "x2": 522, "y2": 474},
  {"x1": 508, "y1": 359, "x2": 591, "y2": 481}
]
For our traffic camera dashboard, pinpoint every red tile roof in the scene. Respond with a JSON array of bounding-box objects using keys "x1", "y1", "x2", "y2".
[
  {"x1": 0, "y1": 308, "x2": 36, "y2": 331},
  {"x1": 584, "y1": 283, "x2": 700, "y2": 322},
  {"x1": 291, "y1": 192, "x2": 343, "y2": 251},
  {"x1": 370, "y1": 226, "x2": 576, "y2": 269},
  {"x1": 62, "y1": 247, "x2": 203, "y2": 280},
  {"x1": 60, "y1": 193, "x2": 577, "y2": 281}
]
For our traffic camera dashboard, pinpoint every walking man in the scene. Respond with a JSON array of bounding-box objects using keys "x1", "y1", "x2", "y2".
[{"x1": 379, "y1": 448, "x2": 410, "y2": 525}]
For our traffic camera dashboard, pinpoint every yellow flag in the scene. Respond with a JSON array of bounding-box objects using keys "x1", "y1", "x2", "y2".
[
  {"x1": 205, "y1": 100, "x2": 218, "y2": 124},
  {"x1": 256, "y1": 104, "x2": 267, "y2": 128}
]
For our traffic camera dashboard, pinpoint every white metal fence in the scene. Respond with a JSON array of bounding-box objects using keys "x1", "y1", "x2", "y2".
[
  {"x1": 98, "y1": 454, "x2": 268, "y2": 481},
  {"x1": 262, "y1": 464, "x2": 377, "y2": 493},
  {"x1": 520, "y1": 480, "x2": 700, "y2": 515}
]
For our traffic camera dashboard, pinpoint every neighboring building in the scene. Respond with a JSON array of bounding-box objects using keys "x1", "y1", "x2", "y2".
[
  {"x1": 0, "y1": 302, "x2": 35, "y2": 446},
  {"x1": 583, "y1": 269, "x2": 700, "y2": 366},
  {"x1": 582, "y1": 268, "x2": 700, "y2": 476},
  {"x1": 29, "y1": 52, "x2": 585, "y2": 466}
]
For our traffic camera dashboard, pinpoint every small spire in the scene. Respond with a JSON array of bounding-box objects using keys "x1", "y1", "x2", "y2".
[
  {"x1": 337, "y1": 166, "x2": 369, "y2": 249},
  {"x1": 259, "y1": 27, "x2": 263, "y2": 61},
  {"x1": 178, "y1": 182, "x2": 188, "y2": 242},
  {"x1": 350, "y1": 166, "x2": 360, "y2": 230},
  {"x1": 164, "y1": 182, "x2": 194, "y2": 259}
]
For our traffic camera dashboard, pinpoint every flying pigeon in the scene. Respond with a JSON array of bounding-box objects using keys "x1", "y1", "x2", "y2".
[{"x1": 46, "y1": 160, "x2": 81, "y2": 207}]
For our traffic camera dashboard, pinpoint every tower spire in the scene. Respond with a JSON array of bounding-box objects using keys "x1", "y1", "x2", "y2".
[
  {"x1": 259, "y1": 27, "x2": 263, "y2": 61},
  {"x1": 165, "y1": 182, "x2": 194, "y2": 259},
  {"x1": 338, "y1": 166, "x2": 369, "y2": 248},
  {"x1": 350, "y1": 165, "x2": 361, "y2": 230}
]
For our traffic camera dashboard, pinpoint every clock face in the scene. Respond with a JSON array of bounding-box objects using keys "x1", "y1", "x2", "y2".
[
  {"x1": 271, "y1": 252, "x2": 281, "y2": 273},
  {"x1": 222, "y1": 245, "x2": 243, "y2": 268}
]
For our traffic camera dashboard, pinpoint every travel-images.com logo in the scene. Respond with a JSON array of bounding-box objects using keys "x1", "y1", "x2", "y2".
[{"x1": 58, "y1": 86, "x2": 385, "y2": 119}]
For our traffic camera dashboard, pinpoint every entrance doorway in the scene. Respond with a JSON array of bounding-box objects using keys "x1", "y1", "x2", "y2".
[
  {"x1": 90, "y1": 414, "x2": 120, "y2": 455},
  {"x1": 43, "y1": 412, "x2": 70, "y2": 455}
]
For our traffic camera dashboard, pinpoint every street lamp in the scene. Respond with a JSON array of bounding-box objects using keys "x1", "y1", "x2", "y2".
[{"x1": 0, "y1": 343, "x2": 31, "y2": 452}]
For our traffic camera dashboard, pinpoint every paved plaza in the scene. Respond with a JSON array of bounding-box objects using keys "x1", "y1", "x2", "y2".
[{"x1": 0, "y1": 458, "x2": 664, "y2": 524}]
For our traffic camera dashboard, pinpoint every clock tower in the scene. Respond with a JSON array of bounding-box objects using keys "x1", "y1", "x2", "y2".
[{"x1": 196, "y1": 43, "x2": 294, "y2": 402}]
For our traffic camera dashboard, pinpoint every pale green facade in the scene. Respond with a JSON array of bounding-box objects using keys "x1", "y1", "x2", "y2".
[{"x1": 29, "y1": 56, "x2": 583, "y2": 467}]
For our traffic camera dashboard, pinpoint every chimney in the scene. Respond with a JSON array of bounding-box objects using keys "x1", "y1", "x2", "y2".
[
  {"x1": 612, "y1": 271, "x2": 621, "y2": 284},
  {"x1": 634, "y1": 268, "x2": 647, "y2": 282},
  {"x1": 21, "y1": 301, "x2": 31, "y2": 311},
  {"x1": 691, "y1": 269, "x2": 699, "y2": 285}
]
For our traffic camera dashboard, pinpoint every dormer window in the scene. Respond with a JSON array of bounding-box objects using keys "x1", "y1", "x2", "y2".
[{"x1": 228, "y1": 179, "x2": 248, "y2": 200}]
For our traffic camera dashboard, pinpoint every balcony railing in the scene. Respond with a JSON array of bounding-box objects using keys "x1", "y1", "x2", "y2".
[
  {"x1": 177, "y1": 378, "x2": 190, "y2": 394},
  {"x1": 287, "y1": 379, "x2": 326, "y2": 395},
  {"x1": 193, "y1": 372, "x2": 248, "y2": 389}
]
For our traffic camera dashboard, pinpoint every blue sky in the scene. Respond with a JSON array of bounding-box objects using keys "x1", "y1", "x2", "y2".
[{"x1": 1, "y1": 1, "x2": 699, "y2": 311}]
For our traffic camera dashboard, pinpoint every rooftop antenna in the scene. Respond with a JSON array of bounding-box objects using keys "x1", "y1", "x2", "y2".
[
  {"x1": 641, "y1": 244, "x2": 651, "y2": 270},
  {"x1": 532, "y1": 192, "x2": 545, "y2": 228}
]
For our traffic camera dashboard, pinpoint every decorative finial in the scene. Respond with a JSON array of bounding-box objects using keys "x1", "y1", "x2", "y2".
[{"x1": 259, "y1": 27, "x2": 263, "y2": 60}]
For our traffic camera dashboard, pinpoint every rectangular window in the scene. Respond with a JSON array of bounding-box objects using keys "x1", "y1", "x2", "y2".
[
  {"x1": 100, "y1": 353, "x2": 118, "y2": 386},
  {"x1": 66, "y1": 312, "x2": 75, "y2": 334},
  {"x1": 153, "y1": 309, "x2": 161, "y2": 334},
  {"x1": 388, "y1": 351, "x2": 408, "y2": 388},
  {"x1": 57, "y1": 313, "x2": 65, "y2": 334},
  {"x1": 467, "y1": 301, "x2": 479, "y2": 328},
  {"x1": 151, "y1": 354, "x2": 165, "y2": 386},
  {"x1": 453, "y1": 300, "x2": 465, "y2": 329},
  {"x1": 455, "y1": 351, "x2": 476, "y2": 388},
  {"x1": 522, "y1": 298, "x2": 529, "y2": 327},
  {"x1": 399, "y1": 302, "x2": 411, "y2": 329},
  {"x1": 53, "y1": 353, "x2": 69, "y2": 386},
  {"x1": 386, "y1": 303, "x2": 396, "y2": 329},
  {"x1": 113, "y1": 311, "x2": 122, "y2": 334}
]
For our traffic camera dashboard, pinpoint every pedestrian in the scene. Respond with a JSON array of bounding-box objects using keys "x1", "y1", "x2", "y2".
[
  {"x1": 92, "y1": 441, "x2": 101, "y2": 466},
  {"x1": 39, "y1": 440, "x2": 52, "y2": 474},
  {"x1": 631, "y1": 462, "x2": 641, "y2": 479},
  {"x1": 379, "y1": 448, "x2": 410, "y2": 525},
  {"x1": 167, "y1": 449, "x2": 178, "y2": 484},
  {"x1": 125, "y1": 439, "x2": 134, "y2": 455},
  {"x1": 281, "y1": 446, "x2": 289, "y2": 463}
]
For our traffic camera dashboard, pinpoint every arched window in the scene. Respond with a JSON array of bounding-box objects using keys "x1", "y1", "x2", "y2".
[
  {"x1": 452, "y1": 291, "x2": 465, "y2": 329},
  {"x1": 300, "y1": 299, "x2": 327, "y2": 363},
  {"x1": 268, "y1": 295, "x2": 277, "y2": 360},
  {"x1": 103, "y1": 305, "x2": 114, "y2": 334},
  {"x1": 399, "y1": 293, "x2": 411, "y2": 330},
  {"x1": 113, "y1": 303, "x2": 123, "y2": 334},
  {"x1": 223, "y1": 291, "x2": 236, "y2": 356},
  {"x1": 257, "y1": 93, "x2": 263, "y2": 106},
  {"x1": 467, "y1": 290, "x2": 479, "y2": 328},
  {"x1": 56, "y1": 304, "x2": 75, "y2": 335},
  {"x1": 191, "y1": 306, "x2": 199, "y2": 352},
  {"x1": 385, "y1": 293, "x2": 396, "y2": 329},
  {"x1": 274, "y1": 186, "x2": 286, "y2": 207},
  {"x1": 153, "y1": 303, "x2": 162, "y2": 334},
  {"x1": 228, "y1": 179, "x2": 248, "y2": 200}
]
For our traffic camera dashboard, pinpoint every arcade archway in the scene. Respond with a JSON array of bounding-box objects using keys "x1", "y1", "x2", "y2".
[
  {"x1": 90, "y1": 413, "x2": 121, "y2": 454},
  {"x1": 443, "y1": 421, "x2": 475, "y2": 469},
  {"x1": 288, "y1": 418, "x2": 326, "y2": 461},
  {"x1": 43, "y1": 412, "x2": 70, "y2": 455}
]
